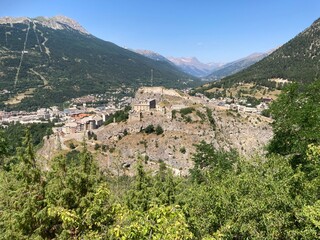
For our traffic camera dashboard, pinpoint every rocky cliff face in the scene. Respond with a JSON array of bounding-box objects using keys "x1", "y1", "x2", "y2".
[
  {"x1": 0, "y1": 16, "x2": 89, "y2": 34},
  {"x1": 38, "y1": 87, "x2": 273, "y2": 176}
]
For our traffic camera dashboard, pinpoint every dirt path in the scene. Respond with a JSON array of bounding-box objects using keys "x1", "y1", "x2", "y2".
[
  {"x1": 30, "y1": 68, "x2": 48, "y2": 86},
  {"x1": 39, "y1": 30, "x2": 51, "y2": 58}
]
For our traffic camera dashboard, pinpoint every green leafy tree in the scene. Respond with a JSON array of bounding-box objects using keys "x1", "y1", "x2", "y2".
[
  {"x1": 1, "y1": 122, "x2": 54, "y2": 156},
  {"x1": 110, "y1": 204, "x2": 193, "y2": 240},
  {"x1": 181, "y1": 154, "x2": 305, "y2": 239},
  {"x1": 302, "y1": 200, "x2": 320, "y2": 238},
  {"x1": 268, "y1": 80, "x2": 320, "y2": 166},
  {"x1": 104, "y1": 106, "x2": 131, "y2": 125},
  {"x1": 190, "y1": 141, "x2": 237, "y2": 183},
  {"x1": 206, "y1": 107, "x2": 216, "y2": 130}
]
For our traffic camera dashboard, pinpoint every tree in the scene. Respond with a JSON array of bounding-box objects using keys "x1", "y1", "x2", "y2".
[
  {"x1": 190, "y1": 141, "x2": 237, "y2": 183},
  {"x1": 0, "y1": 129, "x2": 47, "y2": 239},
  {"x1": 261, "y1": 108, "x2": 271, "y2": 117},
  {"x1": 144, "y1": 124, "x2": 155, "y2": 134},
  {"x1": 126, "y1": 160, "x2": 152, "y2": 212},
  {"x1": 268, "y1": 80, "x2": 320, "y2": 166},
  {"x1": 45, "y1": 148, "x2": 116, "y2": 238},
  {"x1": 0, "y1": 130, "x2": 8, "y2": 166},
  {"x1": 206, "y1": 107, "x2": 216, "y2": 130},
  {"x1": 152, "y1": 161, "x2": 177, "y2": 206},
  {"x1": 155, "y1": 125, "x2": 164, "y2": 135},
  {"x1": 180, "y1": 154, "x2": 305, "y2": 239},
  {"x1": 109, "y1": 204, "x2": 193, "y2": 240},
  {"x1": 302, "y1": 200, "x2": 320, "y2": 238}
]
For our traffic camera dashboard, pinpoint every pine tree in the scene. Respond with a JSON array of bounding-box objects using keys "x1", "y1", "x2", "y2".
[
  {"x1": 126, "y1": 160, "x2": 152, "y2": 211},
  {"x1": 152, "y1": 161, "x2": 177, "y2": 205},
  {"x1": 0, "y1": 128, "x2": 47, "y2": 239}
]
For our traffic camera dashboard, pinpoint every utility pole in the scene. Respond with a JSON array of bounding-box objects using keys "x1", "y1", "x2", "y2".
[{"x1": 151, "y1": 69, "x2": 153, "y2": 86}]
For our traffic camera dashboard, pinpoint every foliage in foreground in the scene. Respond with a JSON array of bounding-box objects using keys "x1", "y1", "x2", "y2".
[
  {"x1": 0, "y1": 131, "x2": 319, "y2": 239},
  {"x1": 0, "y1": 131, "x2": 192, "y2": 239},
  {"x1": 269, "y1": 80, "x2": 320, "y2": 164}
]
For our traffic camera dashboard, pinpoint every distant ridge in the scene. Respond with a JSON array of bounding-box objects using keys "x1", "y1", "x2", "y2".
[
  {"x1": 168, "y1": 57, "x2": 222, "y2": 77},
  {"x1": 133, "y1": 49, "x2": 271, "y2": 79},
  {"x1": 207, "y1": 52, "x2": 271, "y2": 80}
]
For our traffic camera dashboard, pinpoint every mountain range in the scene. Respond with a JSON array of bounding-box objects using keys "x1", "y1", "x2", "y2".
[
  {"x1": 1, "y1": 15, "x2": 319, "y2": 110},
  {"x1": 135, "y1": 50, "x2": 270, "y2": 78},
  {"x1": 167, "y1": 57, "x2": 222, "y2": 78},
  {"x1": 0, "y1": 16, "x2": 196, "y2": 110},
  {"x1": 207, "y1": 52, "x2": 271, "y2": 80}
]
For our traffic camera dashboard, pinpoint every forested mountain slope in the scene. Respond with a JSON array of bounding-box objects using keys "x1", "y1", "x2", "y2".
[
  {"x1": 219, "y1": 17, "x2": 320, "y2": 87},
  {"x1": 0, "y1": 16, "x2": 196, "y2": 110}
]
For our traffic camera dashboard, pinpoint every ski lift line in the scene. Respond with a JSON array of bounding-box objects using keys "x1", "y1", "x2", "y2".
[
  {"x1": 5, "y1": 25, "x2": 8, "y2": 46},
  {"x1": 14, "y1": 22, "x2": 30, "y2": 89},
  {"x1": 32, "y1": 21, "x2": 43, "y2": 53}
]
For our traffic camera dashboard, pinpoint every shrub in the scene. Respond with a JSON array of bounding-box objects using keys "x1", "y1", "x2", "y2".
[
  {"x1": 144, "y1": 124, "x2": 155, "y2": 134},
  {"x1": 155, "y1": 125, "x2": 164, "y2": 135},
  {"x1": 180, "y1": 107, "x2": 195, "y2": 116},
  {"x1": 172, "y1": 110, "x2": 177, "y2": 119},
  {"x1": 261, "y1": 109, "x2": 271, "y2": 117},
  {"x1": 184, "y1": 116, "x2": 192, "y2": 123},
  {"x1": 94, "y1": 143, "x2": 100, "y2": 150},
  {"x1": 196, "y1": 110, "x2": 206, "y2": 122},
  {"x1": 69, "y1": 142, "x2": 76, "y2": 149},
  {"x1": 102, "y1": 145, "x2": 107, "y2": 152},
  {"x1": 180, "y1": 146, "x2": 186, "y2": 154}
]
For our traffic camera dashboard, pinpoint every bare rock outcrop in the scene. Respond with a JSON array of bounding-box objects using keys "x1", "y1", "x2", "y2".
[{"x1": 38, "y1": 87, "x2": 273, "y2": 176}]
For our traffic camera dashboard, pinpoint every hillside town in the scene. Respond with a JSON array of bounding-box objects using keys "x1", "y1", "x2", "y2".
[{"x1": 0, "y1": 87, "x2": 271, "y2": 130}]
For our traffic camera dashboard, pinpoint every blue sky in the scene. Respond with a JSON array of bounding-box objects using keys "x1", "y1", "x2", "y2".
[{"x1": 1, "y1": 0, "x2": 319, "y2": 63}]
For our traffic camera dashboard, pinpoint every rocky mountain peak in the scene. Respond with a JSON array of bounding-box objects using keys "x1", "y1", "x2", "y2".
[
  {"x1": 167, "y1": 56, "x2": 222, "y2": 77},
  {"x1": 50, "y1": 15, "x2": 89, "y2": 34},
  {"x1": 312, "y1": 17, "x2": 320, "y2": 26},
  {"x1": 134, "y1": 49, "x2": 173, "y2": 63},
  {"x1": 0, "y1": 15, "x2": 89, "y2": 34},
  {"x1": 0, "y1": 16, "x2": 30, "y2": 24}
]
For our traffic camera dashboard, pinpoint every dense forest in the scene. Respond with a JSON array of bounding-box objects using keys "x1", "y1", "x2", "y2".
[{"x1": 0, "y1": 80, "x2": 320, "y2": 239}]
